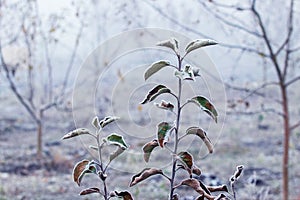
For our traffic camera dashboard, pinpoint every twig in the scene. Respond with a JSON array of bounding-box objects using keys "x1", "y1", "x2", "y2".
[
  {"x1": 0, "y1": 44, "x2": 39, "y2": 124},
  {"x1": 225, "y1": 82, "x2": 281, "y2": 104},
  {"x1": 226, "y1": 108, "x2": 284, "y2": 117},
  {"x1": 282, "y1": 0, "x2": 294, "y2": 79},
  {"x1": 290, "y1": 121, "x2": 300, "y2": 131},
  {"x1": 61, "y1": 22, "x2": 84, "y2": 95},
  {"x1": 199, "y1": 1, "x2": 262, "y2": 38},
  {"x1": 285, "y1": 76, "x2": 300, "y2": 87}
]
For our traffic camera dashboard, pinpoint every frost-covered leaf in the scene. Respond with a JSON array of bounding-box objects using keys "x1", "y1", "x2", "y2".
[
  {"x1": 73, "y1": 160, "x2": 89, "y2": 186},
  {"x1": 106, "y1": 133, "x2": 128, "y2": 149},
  {"x1": 185, "y1": 39, "x2": 218, "y2": 54},
  {"x1": 172, "y1": 193, "x2": 179, "y2": 200},
  {"x1": 92, "y1": 116, "x2": 100, "y2": 129},
  {"x1": 79, "y1": 187, "x2": 100, "y2": 195},
  {"x1": 230, "y1": 165, "x2": 244, "y2": 184},
  {"x1": 154, "y1": 100, "x2": 174, "y2": 111},
  {"x1": 157, "y1": 122, "x2": 172, "y2": 147},
  {"x1": 207, "y1": 185, "x2": 228, "y2": 193},
  {"x1": 62, "y1": 128, "x2": 92, "y2": 140},
  {"x1": 174, "y1": 178, "x2": 215, "y2": 199},
  {"x1": 141, "y1": 85, "x2": 171, "y2": 104},
  {"x1": 130, "y1": 168, "x2": 163, "y2": 187},
  {"x1": 73, "y1": 160, "x2": 100, "y2": 186},
  {"x1": 177, "y1": 151, "x2": 194, "y2": 175},
  {"x1": 188, "y1": 96, "x2": 218, "y2": 123},
  {"x1": 157, "y1": 38, "x2": 179, "y2": 55},
  {"x1": 193, "y1": 68, "x2": 201, "y2": 77},
  {"x1": 144, "y1": 60, "x2": 170, "y2": 80},
  {"x1": 186, "y1": 127, "x2": 213, "y2": 153},
  {"x1": 109, "y1": 146, "x2": 125, "y2": 162},
  {"x1": 114, "y1": 191, "x2": 133, "y2": 200},
  {"x1": 99, "y1": 116, "x2": 119, "y2": 128},
  {"x1": 215, "y1": 194, "x2": 227, "y2": 200},
  {"x1": 192, "y1": 166, "x2": 202, "y2": 176},
  {"x1": 175, "y1": 65, "x2": 195, "y2": 81},
  {"x1": 142, "y1": 139, "x2": 159, "y2": 162}
]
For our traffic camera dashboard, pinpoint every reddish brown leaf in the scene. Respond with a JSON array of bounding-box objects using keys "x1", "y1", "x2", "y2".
[
  {"x1": 186, "y1": 127, "x2": 213, "y2": 153},
  {"x1": 174, "y1": 178, "x2": 215, "y2": 200},
  {"x1": 192, "y1": 166, "x2": 202, "y2": 176},
  {"x1": 79, "y1": 187, "x2": 100, "y2": 195},
  {"x1": 115, "y1": 191, "x2": 133, "y2": 200},
  {"x1": 130, "y1": 168, "x2": 163, "y2": 187},
  {"x1": 154, "y1": 100, "x2": 174, "y2": 111},
  {"x1": 142, "y1": 139, "x2": 159, "y2": 162},
  {"x1": 207, "y1": 185, "x2": 228, "y2": 193},
  {"x1": 72, "y1": 160, "x2": 89, "y2": 186}
]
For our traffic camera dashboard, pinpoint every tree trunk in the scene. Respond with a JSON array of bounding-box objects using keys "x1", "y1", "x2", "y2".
[
  {"x1": 281, "y1": 85, "x2": 290, "y2": 200},
  {"x1": 37, "y1": 111, "x2": 43, "y2": 158}
]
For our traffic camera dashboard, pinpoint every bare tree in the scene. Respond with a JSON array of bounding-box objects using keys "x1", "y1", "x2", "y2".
[
  {"x1": 199, "y1": 1, "x2": 298, "y2": 199},
  {"x1": 0, "y1": 0, "x2": 84, "y2": 157},
  {"x1": 142, "y1": 0, "x2": 299, "y2": 199}
]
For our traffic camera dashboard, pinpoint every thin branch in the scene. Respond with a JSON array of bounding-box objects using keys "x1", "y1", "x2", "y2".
[
  {"x1": 290, "y1": 121, "x2": 300, "y2": 131},
  {"x1": 226, "y1": 108, "x2": 284, "y2": 117},
  {"x1": 241, "y1": 82, "x2": 279, "y2": 101},
  {"x1": 206, "y1": 1, "x2": 250, "y2": 10},
  {"x1": 220, "y1": 43, "x2": 268, "y2": 56},
  {"x1": 0, "y1": 45, "x2": 39, "y2": 124},
  {"x1": 251, "y1": 0, "x2": 283, "y2": 81},
  {"x1": 282, "y1": 0, "x2": 294, "y2": 79},
  {"x1": 290, "y1": 46, "x2": 300, "y2": 53},
  {"x1": 180, "y1": 101, "x2": 190, "y2": 110},
  {"x1": 199, "y1": 1, "x2": 263, "y2": 38},
  {"x1": 161, "y1": 173, "x2": 172, "y2": 182},
  {"x1": 225, "y1": 82, "x2": 282, "y2": 104},
  {"x1": 141, "y1": 0, "x2": 211, "y2": 38},
  {"x1": 285, "y1": 76, "x2": 300, "y2": 87},
  {"x1": 40, "y1": 102, "x2": 57, "y2": 112},
  {"x1": 61, "y1": 22, "x2": 84, "y2": 95}
]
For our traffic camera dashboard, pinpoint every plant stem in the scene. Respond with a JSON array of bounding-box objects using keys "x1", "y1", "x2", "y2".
[
  {"x1": 103, "y1": 180, "x2": 108, "y2": 200},
  {"x1": 96, "y1": 132, "x2": 109, "y2": 200},
  {"x1": 169, "y1": 55, "x2": 183, "y2": 200}
]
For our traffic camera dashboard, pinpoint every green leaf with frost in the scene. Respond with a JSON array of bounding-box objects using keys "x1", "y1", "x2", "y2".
[
  {"x1": 157, "y1": 122, "x2": 172, "y2": 147},
  {"x1": 157, "y1": 38, "x2": 179, "y2": 55},
  {"x1": 92, "y1": 116, "x2": 100, "y2": 129},
  {"x1": 144, "y1": 60, "x2": 170, "y2": 80},
  {"x1": 141, "y1": 85, "x2": 171, "y2": 104},
  {"x1": 99, "y1": 116, "x2": 119, "y2": 128},
  {"x1": 106, "y1": 133, "x2": 128, "y2": 149},
  {"x1": 62, "y1": 128, "x2": 92, "y2": 140},
  {"x1": 185, "y1": 39, "x2": 218, "y2": 54},
  {"x1": 175, "y1": 65, "x2": 195, "y2": 81},
  {"x1": 188, "y1": 96, "x2": 218, "y2": 123},
  {"x1": 178, "y1": 151, "x2": 194, "y2": 175}
]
